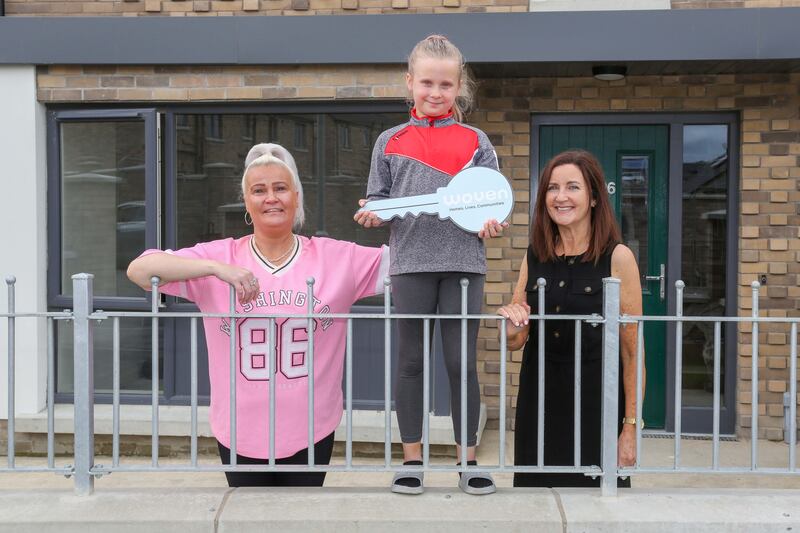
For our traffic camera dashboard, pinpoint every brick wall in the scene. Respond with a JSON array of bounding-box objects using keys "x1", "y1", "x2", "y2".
[
  {"x1": 673, "y1": 0, "x2": 800, "y2": 7},
  {"x1": 37, "y1": 65, "x2": 800, "y2": 440},
  {"x1": 36, "y1": 65, "x2": 407, "y2": 102},
  {"x1": 473, "y1": 73, "x2": 800, "y2": 440},
  {"x1": 7, "y1": 0, "x2": 527, "y2": 16},
  {"x1": 8, "y1": 0, "x2": 797, "y2": 16}
]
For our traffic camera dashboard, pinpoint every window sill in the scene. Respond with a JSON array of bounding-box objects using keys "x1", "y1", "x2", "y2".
[{"x1": 13, "y1": 403, "x2": 487, "y2": 446}]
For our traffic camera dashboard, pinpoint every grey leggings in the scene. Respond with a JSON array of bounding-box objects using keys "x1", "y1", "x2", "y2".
[{"x1": 391, "y1": 272, "x2": 484, "y2": 447}]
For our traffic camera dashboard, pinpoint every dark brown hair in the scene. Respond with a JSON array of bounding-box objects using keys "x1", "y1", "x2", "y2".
[{"x1": 530, "y1": 149, "x2": 621, "y2": 263}]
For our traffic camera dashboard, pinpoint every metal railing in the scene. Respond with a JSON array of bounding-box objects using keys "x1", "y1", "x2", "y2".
[
  {"x1": 2, "y1": 275, "x2": 72, "y2": 478},
  {"x1": 2, "y1": 274, "x2": 799, "y2": 496},
  {"x1": 619, "y1": 281, "x2": 799, "y2": 479}
]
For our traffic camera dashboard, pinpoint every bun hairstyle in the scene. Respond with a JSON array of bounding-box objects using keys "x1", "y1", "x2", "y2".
[
  {"x1": 242, "y1": 143, "x2": 305, "y2": 232},
  {"x1": 407, "y1": 34, "x2": 475, "y2": 123}
]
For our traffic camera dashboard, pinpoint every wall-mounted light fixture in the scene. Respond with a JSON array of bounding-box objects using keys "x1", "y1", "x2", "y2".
[{"x1": 592, "y1": 65, "x2": 627, "y2": 81}]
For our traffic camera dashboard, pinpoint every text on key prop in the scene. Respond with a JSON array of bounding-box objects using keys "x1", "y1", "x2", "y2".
[{"x1": 359, "y1": 167, "x2": 513, "y2": 234}]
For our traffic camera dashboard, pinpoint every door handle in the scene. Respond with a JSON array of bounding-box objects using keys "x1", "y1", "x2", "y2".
[{"x1": 644, "y1": 263, "x2": 665, "y2": 300}]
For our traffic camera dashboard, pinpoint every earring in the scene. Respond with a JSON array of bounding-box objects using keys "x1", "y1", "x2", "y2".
[{"x1": 244, "y1": 211, "x2": 253, "y2": 226}]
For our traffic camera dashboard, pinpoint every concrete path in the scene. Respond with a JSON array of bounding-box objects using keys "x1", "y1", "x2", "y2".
[
  {"x1": 2, "y1": 431, "x2": 800, "y2": 531},
  {"x1": 1, "y1": 487, "x2": 799, "y2": 532}
]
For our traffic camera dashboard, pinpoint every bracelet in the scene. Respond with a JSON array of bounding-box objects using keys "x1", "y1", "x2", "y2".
[{"x1": 622, "y1": 417, "x2": 644, "y2": 429}]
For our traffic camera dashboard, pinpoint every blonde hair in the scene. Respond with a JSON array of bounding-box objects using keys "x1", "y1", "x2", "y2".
[
  {"x1": 407, "y1": 34, "x2": 475, "y2": 122},
  {"x1": 242, "y1": 143, "x2": 305, "y2": 232}
]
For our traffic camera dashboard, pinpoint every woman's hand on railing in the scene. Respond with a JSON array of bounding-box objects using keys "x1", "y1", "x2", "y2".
[
  {"x1": 212, "y1": 262, "x2": 260, "y2": 304},
  {"x1": 496, "y1": 302, "x2": 530, "y2": 334},
  {"x1": 618, "y1": 425, "x2": 636, "y2": 467},
  {"x1": 496, "y1": 302, "x2": 531, "y2": 351}
]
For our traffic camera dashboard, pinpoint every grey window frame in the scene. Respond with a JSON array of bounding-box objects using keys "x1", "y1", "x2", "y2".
[
  {"x1": 47, "y1": 107, "x2": 161, "y2": 405},
  {"x1": 160, "y1": 102, "x2": 450, "y2": 412},
  {"x1": 47, "y1": 108, "x2": 160, "y2": 310},
  {"x1": 48, "y1": 101, "x2": 455, "y2": 412}
]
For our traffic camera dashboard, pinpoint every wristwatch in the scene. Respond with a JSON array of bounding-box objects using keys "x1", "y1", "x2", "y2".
[{"x1": 622, "y1": 417, "x2": 644, "y2": 429}]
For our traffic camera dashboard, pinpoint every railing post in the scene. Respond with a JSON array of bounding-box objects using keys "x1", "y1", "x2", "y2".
[
  {"x1": 600, "y1": 277, "x2": 621, "y2": 497},
  {"x1": 72, "y1": 274, "x2": 95, "y2": 495},
  {"x1": 6, "y1": 276, "x2": 16, "y2": 469}
]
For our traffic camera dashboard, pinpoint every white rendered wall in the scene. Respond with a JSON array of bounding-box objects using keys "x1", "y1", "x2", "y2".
[
  {"x1": 530, "y1": 0, "x2": 669, "y2": 11},
  {"x1": 0, "y1": 66, "x2": 48, "y2": 418}
]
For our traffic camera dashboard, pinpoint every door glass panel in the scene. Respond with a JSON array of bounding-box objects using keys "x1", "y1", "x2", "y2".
[
  {"x1": 60, "y1": 121, "x2": 146, "y2": 297},
  {"x1": 619, "y1": 155, "x2": 649, "y2": 276},
  {"x1": 681, "y1": 125, "x2": 729, "y2": 407},
  {"x1": 57, "y1": 318, "x2": 164, "y2": 394}
]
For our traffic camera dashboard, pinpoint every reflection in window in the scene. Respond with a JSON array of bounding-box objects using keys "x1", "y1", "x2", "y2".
[
  {"x1": 681, "y1": 124, "x2": 729, "y2": 407},
  {"x1": 619, "y1": 155, "x2": 649, "y2": 274},
  {"x1": 268, "y1": 118, "x2": 279, "y2": 142},
  {"x1": 56, "y1": 318, "x2": 164, "y2": 394},
  {"x1": 339, "y1": 123, "x2": 351, "y2": 150},
  {"x1": 362, "y1": 127, "x2": 371, "y2": 148},
  {"x1": 60, "y1": 121, "x2": 146, "y2": 298},
  {"x1": 294, "y1": 122, "x2": 308, "y2": 150},
  {"x1": 205, "y1": 115, "x2": 223, "y2": 141},
  {"x1": 174, "y1": 113, "x2": 403, "y2": 265},
  {"x1": 242, "y1": 116, "x2": 256, "y2": 141}
]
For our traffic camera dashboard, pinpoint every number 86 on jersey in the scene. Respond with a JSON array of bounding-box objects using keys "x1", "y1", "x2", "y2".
[{"x1": 237, "y1": 317, "x2": 315, "y2": 381}]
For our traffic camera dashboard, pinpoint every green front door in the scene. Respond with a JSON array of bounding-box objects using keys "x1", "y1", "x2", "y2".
[{"x1": 538, "y1": 125, "x2": 668, "y2": 428}]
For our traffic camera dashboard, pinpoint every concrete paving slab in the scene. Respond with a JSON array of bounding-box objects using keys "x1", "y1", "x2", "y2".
[
  {"x1": 1, "y1": 485, "x2": 800, "y2": 531},
  {"x1": 218, "y1": 487, "x2": 563, "y2": 532},
  {"x1": 557, "y1": 488, "x2": 800, "y2": 532},
  {"x1": 0, "y1": 487, "x2": 227, "y2": 533}
]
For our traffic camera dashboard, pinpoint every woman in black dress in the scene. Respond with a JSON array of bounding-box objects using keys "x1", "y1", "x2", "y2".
[{"x1": 497, "y1": 150, "x2": 644, "y2": 487}]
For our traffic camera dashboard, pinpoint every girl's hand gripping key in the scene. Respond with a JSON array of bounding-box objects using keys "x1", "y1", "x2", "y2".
[{"x1": 356, "y1": 167, "x2": 513, "y2": 234}]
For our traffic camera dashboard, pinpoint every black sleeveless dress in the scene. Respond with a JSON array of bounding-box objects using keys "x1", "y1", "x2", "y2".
[{"x1": 513, "y1": 244, "x2": 630, "y2": 488}]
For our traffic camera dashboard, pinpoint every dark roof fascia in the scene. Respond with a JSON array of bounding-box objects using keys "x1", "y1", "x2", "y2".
[{"x1": 1, "y1": 8, "x2": 799, "y2": 65}]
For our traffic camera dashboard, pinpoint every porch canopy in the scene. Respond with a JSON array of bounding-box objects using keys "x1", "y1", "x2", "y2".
[{"x1": 1, "y1": 8, "x2": 800, "y2": 76}]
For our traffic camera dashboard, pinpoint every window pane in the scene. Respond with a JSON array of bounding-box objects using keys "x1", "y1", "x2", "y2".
[
  {"x1": 319, "y1": 113, "x2": 401, "y2": 246},
  {"x1": 174, "y1": 112, "x2": 404, "y2": 252},
  {"x1": 57, "y1": 317, "x2": 164, "y2": 394},
  {"x1": 60, "y1": 121, "x2": 146, "y2": 298},
  {"x1": 175, "y1": 114, "x2": 317, "y2": 248},
  {"x1": 174, "y1": 112, "x2": 404, "y2": 307},
  {"x1": 321, "y1": 114, "x2": 403, "y2": 304},
  {"x1": 619, "y1": 155, "x2": 649, "y2": 275},
  {"x1": 681, "y1": 125, "x2": 729, "y2": 407}
]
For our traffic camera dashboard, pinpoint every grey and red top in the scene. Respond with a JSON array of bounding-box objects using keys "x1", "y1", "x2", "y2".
[{"x1": 367, "y1": 110, "x2": 499, "y2": 276}]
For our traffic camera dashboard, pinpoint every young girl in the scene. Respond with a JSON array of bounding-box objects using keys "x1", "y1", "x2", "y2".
[{"x1": 354, "y1": 34, "x2": 506, "y2": 495}]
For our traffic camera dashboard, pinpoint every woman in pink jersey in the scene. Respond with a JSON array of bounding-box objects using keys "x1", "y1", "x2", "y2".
[{"x1": 128, "y1": 143, "x2": 389, "y2": 487}]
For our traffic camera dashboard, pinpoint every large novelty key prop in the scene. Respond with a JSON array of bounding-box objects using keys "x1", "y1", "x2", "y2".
[{"x1": 358, "y1": 167, "x2": 513, "y2": 234}]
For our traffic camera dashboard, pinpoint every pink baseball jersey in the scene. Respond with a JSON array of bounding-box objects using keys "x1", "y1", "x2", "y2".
[{"x1": 141, "y1": 235, "x2": 389, "y2": 459}]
